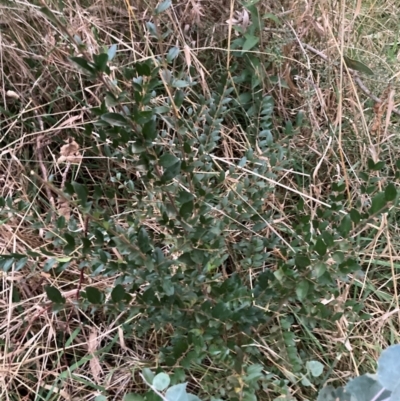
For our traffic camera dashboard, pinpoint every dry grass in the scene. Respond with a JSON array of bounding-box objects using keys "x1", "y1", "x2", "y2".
[{"x1": 1, "y1": 0, "x2": 400, "y2": 400}]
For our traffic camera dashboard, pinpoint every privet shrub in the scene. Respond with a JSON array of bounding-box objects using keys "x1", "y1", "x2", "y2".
[{"x1": 1, "y1": 2, "x2": 400, "y2": 401}]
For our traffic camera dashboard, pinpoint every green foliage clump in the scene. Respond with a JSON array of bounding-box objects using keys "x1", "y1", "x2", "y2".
[{"x1": 1, "y1": 2, "x2": 400, "y2": 401}]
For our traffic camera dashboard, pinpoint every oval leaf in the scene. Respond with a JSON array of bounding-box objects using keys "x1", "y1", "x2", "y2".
[
  {"x1": 317, "y1": 385, "x2": 350, "y2": 401},
  {"x1": 343, "y1": 55, "x2": 374, "y2": 75},
  {"x1": 138, "y1": 227, "x2": 152, "y2": 254},
  {"x1": 108, "y1": 44, "x2": 118, "y2": 61},
  {"x1": 242, "y1": 35, "x2": 259, "y2": 51},
  {"x1": 172, "y1": 80, "x2": 190, "y2": 88},
  {"x1": 111, "y1": 284, "x2": 127, "y2": 303},
  {"x1": 142, "y1": 368, "x2": 155, "y2": 385},
  {"x1": 385, "y1": 183, "x2": 397, "y2": 202},
  {"x1": 86, "y1": 286, "x2": 103, "y2": 304},
  {"x1": 377, "y1": 344, "x2": 400, "y2": 391},
  {"x1": 315, "y1": 238, "x2": 327, "y2": 257},
  {"x1": 101, "y1": 112, "x2": 129, "y2": 127},
  {"x1": 167, "y1": 46, "x2": 180, "y2": 63},
  {"x1": 296, "y1": 280, "x2": 309, "y2": 301},
  {"x1": 165, "y1": 383, "x2": 188, "y2": 401},
  {"x1": 153, "y1": 372, "x2": 170, "y2": 391},
  {"x1": 45, "y1": 285, "x2": 65, "y2": 304},
  {"x1": 142, "y1": 119, "x2": 157, "y2": 141},
  {"x1": 73, "y1": 182, "x2": 88, "y2": 205},
  {"x1": 338, "y1": 214, "x2": 352, "y2": 237},
  {"x1": 306, "y1": 360, "x2": 324, "y2": 377},
  {"x1": 346, "y1": 374, "x2": 389, "y2": 401},
  {"x1": 155, "y1": 0, "x2": 171, "y2": 14},
  {"x1": 174, "y1": 90, "x2": 185, "y2": 108},
  {"x1": 349, "y1": 209, "x2": 361, "y2": 224},
  {"x1": 370, "y1": 192, "x2": 386, "y2": 214},
  {"x1": 160, "y1": 153, "x2": 179, "y2": 168},
  {"x1": 69, "y1": 56, "x2": 95, "y2": 75}
]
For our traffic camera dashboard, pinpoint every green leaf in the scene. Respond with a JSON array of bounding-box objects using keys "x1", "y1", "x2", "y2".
[
  {"x1": 82, "y1": 237, "x2": 91, "y2": 254},
  {"x1": 142, "y1": 119, "x2": 157, "y2": 141},
  {"x1": 385, "y1": 183, "x2": 397, "y2": 202},
  {"x1": 332, "y1": 251, "x2": 344, "y2": 264},
  {"x1": 162, "y1": 161, "x2": 181, "y2": 182},
  {"x1": 338, "y1": 214, "x2": 352, "y2": 237},
  {"x1": 167, "y1": 46, "x2": 180, "y2": 63},
  {"x1": 101, "y1": 112, "x2": 129, "y2": 127},
  {"x1": 160, "y1": 153, "x2": 179, "y2": 168},
  {"x1": 93, "y1": 53, "x2": 109, "y2": 73},
  {"x1": 153, "y1": 372, "x2": 170, "y2": 391},
  {"x1": 40, "y1": 6, "x2": 60, "y2": 25},
  {"x1": 343, "y1": 55, "x2": 374, "y2": 75},
  {"x1": 317, "y1": 386, "x2": 345, "y2": 401},
  {"x1": 111, "y1": 284, "x2": 127, "y2": 303},
  {"x1": 45, "y1": 286, "x2": 65, "y2": 304},
  {"x1": 242, "y1": 35, "x2": 259, "y2": 51},
  {"x1": 15, "y1": 257, "x2": 28, "y2": 271},
  {"x1": 0, "y1": 257, "x2": 14, "y2": 272},
  {"x1": 295, "y1": 255, "x2": 310, "y2": 269},
  {"x1": 295, "y1": 110, "x2": 304, "y2": 127},
  {"x1": 86, "y1": 287, "x2": 103, "y2": 304},
  {"x1": 178, "y1": 253, "x2": 192, "y2": 265},
  {"x1": 301, "y1": 377, "x2": 312, "y2": 386},
  {"x1": 69, "y1": 57, "x2": 95, "y2": 75},
  {"x1": 155, "y1": 0, "x2": 172, "y2": 15},
  {"x1": 322, "y1": 231, "x2": 334, "y2": 247},
  {"x1": 108, "y1": 44, "x2": 118, "y2": 61},
  {"x1": 296, "y1": 280, "x2": 309, "y2": 301},
  {"x1": 377, "y1": 344, "x2": 400, "y2": 391},
  {"x1": 138, "y1": 227, "x2": 152, "y2": 253},
  {"x1": 174, "y1": 90, "x2": 185, "y2": 108},
  {"x1": 73, "y1": 182, "x2": 88, "y2": 205},
  {"x1": 314, "y1": 238, "x2": 327, "y2": 257},
  {"x1": 179, "y1": 201, "x2": 194, "y2": 219},
  {"x1": 154, "y1": 106, "x2": 170, "y2": 114},
  {"x1": 43, "y1": 258, "x2": 57, "y2": 272},
  {"x1": 173, "y1": 339, "x2": 189, "y2": 359},
  {"x1": 349, "y1": 209, "x2": 361, "y2": 224},
  {"x1": 63, "y1": 233, "x2": 76, "y2": 254},
  {"x1": 370, "y1": 192, "x2": 386, "y2": 214},
  {"x1": 142, "y1": 368, "x2": 155, "y2": 385},
  {"x1": 373, "y1": 161, "x2": 385, "y2": 170},
  {"x1": 264, "y1": 12, "x2": 281, "y2": 25},
  {"x1": 162, "y1": 280, "x2": 175, "y2": 296},
  {"x1": 95, "y1": 396, "x2": 107, "y2": 401},
  {"x1": 124, "y1": 394, "x2": 145, "y2": 401},
  {"x1": 314, "y1": 262, "x2": 326, "y2": 278},
  {"x1": 0, "y1": 257, "x2": 14, "y2": 273},
  {"x1": 136, "y1": 61, "x2": 152, "y2": 76},
  {"x1": 172, "y1": 80, "x2": 190, "y2": 88},
  {"x1": 367, "y1": 159, "x2": 380, "y2": 170},
  {"x1": 165, "y1": 383, "x2": 187, "y2": 401},
  {"x1": 306, "y1": 360, "x2": 324, "y2": 377}
]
